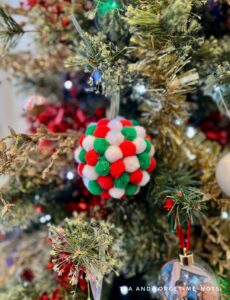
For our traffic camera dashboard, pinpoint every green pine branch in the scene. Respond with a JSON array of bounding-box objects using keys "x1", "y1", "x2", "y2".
[{"x1": 0, "y1": 7, "x2": 24, "y2": 54}]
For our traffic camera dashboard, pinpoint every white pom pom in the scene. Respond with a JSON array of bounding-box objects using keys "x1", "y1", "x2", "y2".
[
  {"x1": 82, "y1": 136, "x2": 95, "y2": 151},
  {"x1": 135, "y1": 126, "x2": 146, "y2": 138},
  {"x1": 108, "y1": 119, "x2": 123, "y2": 131},
  {"x1": 74, "y1": 147, "x2": 82, "y2": 163},
  {"x1": 83, "y1": 177, "x2": 90, "y2": 188},
  {"x1": 106, "y1": 130, "x2": 124, "y2": 146},
  {"x1": 135, "y1": 186, "x2": 140, "y2": 195},
  {"x1": 133, "y1": 137, "x2": 147, "y2": 154},
  {"x1": 139, "y1": 171, "x2": 150, "y2": 186},
  {"x1": 149, "y1": 145, "x2": 155, "y2": 157},
  {"x1": 82, "y1": 165, "x2": 98, "y2": 180},
  {"x1": 109, "y1": 187, "x2": 125, "y2": 199},
  {"x1": 105, "y1": 146, "x2": 123, "y2": 163},
  {"x1": 124, "y1": 156, "x2": 140, "y2": 172}
]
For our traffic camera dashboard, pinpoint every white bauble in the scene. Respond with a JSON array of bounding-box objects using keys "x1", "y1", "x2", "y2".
[{"x1": 216, "y1": 153, "x2": 230, "y2": 196}]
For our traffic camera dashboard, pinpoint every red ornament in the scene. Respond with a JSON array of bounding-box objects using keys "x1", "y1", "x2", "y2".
[
  {"x1": 130, "y1": 169, "x2": 143, "y2": 185},
  {"x1": 110, "y1": 160, "x2": 125, "y2": 178},
  {"x1": 94, "y1": 126, "x2": 110, "y2": 138},
  {"x1": 163, "y1": 198, "x2": 175, "y2": 210},
  {"x1": 85, "y1": 150, "x2": 99, "y2": 166},
  {"x1": 98, "y1": 175, "x2": 114, "y2": 190}
]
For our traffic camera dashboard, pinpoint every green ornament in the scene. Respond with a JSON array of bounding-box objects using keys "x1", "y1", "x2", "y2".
[
  {"x1": 88, "y1": 180, "x2": 103, "y2": 195},
  {"x1": 121, "y1": 127, "x2": 137, "y2": 141},
  {"x1": 114, "y1": 172, "x2": 130, "y2": 189},
  {"x1": 138, "y1": 152, "x2": 151, "y2": 170},
  {"x1": 79, "y1": 148, "x2": 87, "y2": 163},
  {"x1": 144, "y1": 138, "x2": 151, "y2": 153},
  {"x1": 126, "y1": 183, "x2": 138, "y2": 196},
  {"x1": 131, "y1": 120, "x2": 139, "y2": 126},
  {"x1": 86, "y1": 124, "x2": 96, "y2": 136},
  {"x1": 95, "y1": 158, "x2": 110, "y2": 176},
  {"x1": 94, "y1": 138, "x2": 110, "y2": 154}
]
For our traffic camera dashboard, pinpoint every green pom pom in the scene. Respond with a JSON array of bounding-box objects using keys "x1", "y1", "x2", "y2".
[
  {"x1": 138, "y1": 153, "x2": 151, "y2": 169},
  {"x1": 126, "y1": 183, "x2": 138, "y2": 196},
  {"x1": 131, "y1": 120, "x2": 139, "y2": 126},
  {"x1": 95, "y1": 159, "x2": 110, "y2": 175},
  {"x1": 145, "y1": 139, "x2": 151, "y2": 153},
  {"x1": 88, "y1": 180, "x2": 103, "y2": 195},
  {"x1": 79, "y1": 148, "x2": 86, "y2": 163},
  {"x1": 114, "y1": 172, "x2": 130, "y2": 189},
  {"x1": 121, "y1": 127, "x2": 137, "y2": 141},
  {"x1": 86, "y1": 124, "x2": 96, "y2": 136},
  {"x1": 94, "y1": 138, "x2": 110, "y2": 154}
]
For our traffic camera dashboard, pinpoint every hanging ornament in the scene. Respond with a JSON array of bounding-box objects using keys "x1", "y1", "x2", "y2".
[
  {"x1": 159, "y1": 197, "x2": 220, "y2": 300},
  {"x1": 216, "y1": 153, "x2": 230, "y2": 197},
  {"x1": 159, "y1": 255, "x2": 220, "y2": 300},
  {"x1": 74, "y1": 117, "x2": 156, "y2": 199}
]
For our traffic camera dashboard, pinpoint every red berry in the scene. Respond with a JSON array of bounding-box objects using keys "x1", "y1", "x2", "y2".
[
  {"x1": 85, "y1": 150, "x2": 99, "y2": 166},
  {"x1": 94, "y1": 126, "x2": 110, "y2": 138},
  {"x1": 147, "y1": 158, "x2": 156, "y2": 172},
  {"x1": 120, "y1": 119, "x2": 132, "y2": 127},
  {"x1": 119, "y1": 141, "x2": 136, "y2": 156},
  {"x1": 101, "y1": 191, "x2": 111, "y2": 200},
  {"x1": 78, "y1": 163, "x2": 85, "y2": 176},
  {"x1": 130, "y1": 169, "x2": 143, "y2": 184},
  {"x1": 79, "y1": 135, "x2": 85, "y2": 147},
  {"x1": 110, "y1": 160, "x2": 125, "y2": 178},
  {"x1": 97, "y1": 119, "x2": 109, "y2": 126},
  {"x1": 98, "y1": 175, "x2": 114, "y2": 190}
]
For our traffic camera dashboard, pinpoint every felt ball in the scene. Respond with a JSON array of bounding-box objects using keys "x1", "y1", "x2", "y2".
[
  {"x1": 86, "y1": 123, "x2": 97, "y2": 136},
  {"x1": 98, "y1": 175, "x2": 114, "y2": 190},
  {"x1": 88, "y1": 180, "x2": 103, "y2": 195},
  {"x1": 138, "y1": 152, "x2": 151, "y2": 170},
  {"x1": 78, "y1": 163, "x2": 85, "y2": 176},
  {"x1": 131, "y1": 120, "x2": 139, "y2": 126},
  {"x1": 135, "y1": 126, "x2": 146, "y2": 138},
  {"x1": 125, "y1": 184, "x2": 138, "y2": 196},
  {"x1": 75, "y1": 117, "x2": 156, "y2": 199},
  {"x1": 85, "y1": 150, "x2": 99, "y2": 166},
  {"x1": 110, "y1": 160, "x2": 125, "y2": 178},
  {"x1": 94, "y1": 138, "x2": 110, "y2": 154},
  {"x1": 133, "y1": 137, "x2": 147, "y2": 154},
  {"x1": 147, "y1": 158, "x2": 156, "y2": 172},
  {"x1": 109, "y1": 187, "x2": 125, "y2": 199},
  {"x1": 130, "y1": 169, "x2": 143, "y2": 185},
  {"x1": 82, "y1": 165, "x2": 98, "y2": 180},
  {"x1": 114, "y1": 172, "x2": 130, "y2": 189},
  {"x1": 139, "y1": 171, "x2": 150, "y2": 186},
  {"x1": 121, "y1": 127, "x2": 137, "y2": 141},
  {"x1": 94, "y1": 126, "x2": 110, "y2": 138},
  {"x1": 78, "y1": 148, "x2": 87, "y2": 163},
  {"x1": 119, "y1": 141, "x2": 136, "y2": 156},
  {"x1": 105, "y1": 146, "x2": 123, "y2": 163},
  {"x1": 97, "y1": 119, "x2": 109, "y2": 126},
  {"x1": 108, "y1": 119, "x2": 122, "y2": 131},
  {"x1": 95, "y1": 159, "x2": 110, "y2": 176},
  {"x1": 106, "y1": 130, "x2": 124, "y2": 146},
  {"x1": 82, "y1": 136, "x2": 95, "y2": 151},
  {"x1": 120, "y1": 119, "x2": 132, "y2": 127},
  {"x1": 124, "y1": 156, "x2": 140, "y2": 173}
]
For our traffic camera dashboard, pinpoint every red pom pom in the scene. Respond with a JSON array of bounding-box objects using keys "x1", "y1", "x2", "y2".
[
  {"x1": 101, "y1": 191, "x2": 111, "y2": 200},
  {"x1": 79, "y1": 135, "x2": 85, "y2": 147},
  {"x1": 145, "y1": 135, "x2": 152, "y2": 141},
  {"x1": 98, "y1": 175, "x2": 114, "y2": 190},
  {"x1": 120, "y1": 119, "x2": 132, "y2": 127},
  {"x1": 94, "y1": 126, "x2": 110, "y2": 138},
  {"x1": 130, "y1": 169, "x2": 143, "y2": 184},
  {"x1": 78, "y1": 163, "x2": 85, "y2": 176},
  {"x1": 147, "y1": 158, "x2": 156, "y2": 172},
  {"x1": 110, "y1": 160, "x2": 125, "y2": 178},
  {"x1": 97, "y1": 119, "x2": 109, "y2": 126},
  {"x1": 85, "y1": 150, "x2": 99, "y2": 166},
  {"x1": 119, "y1": 141, "x2": 136, "y2": 156}
]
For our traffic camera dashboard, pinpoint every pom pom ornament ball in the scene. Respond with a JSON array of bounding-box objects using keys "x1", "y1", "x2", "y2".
[
  {"x1": 75, "y1": 117, "x2": 156, "y2": 199},
  {"x1": 216, "y1": 153, "x2": 230, "y2": 196}
]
